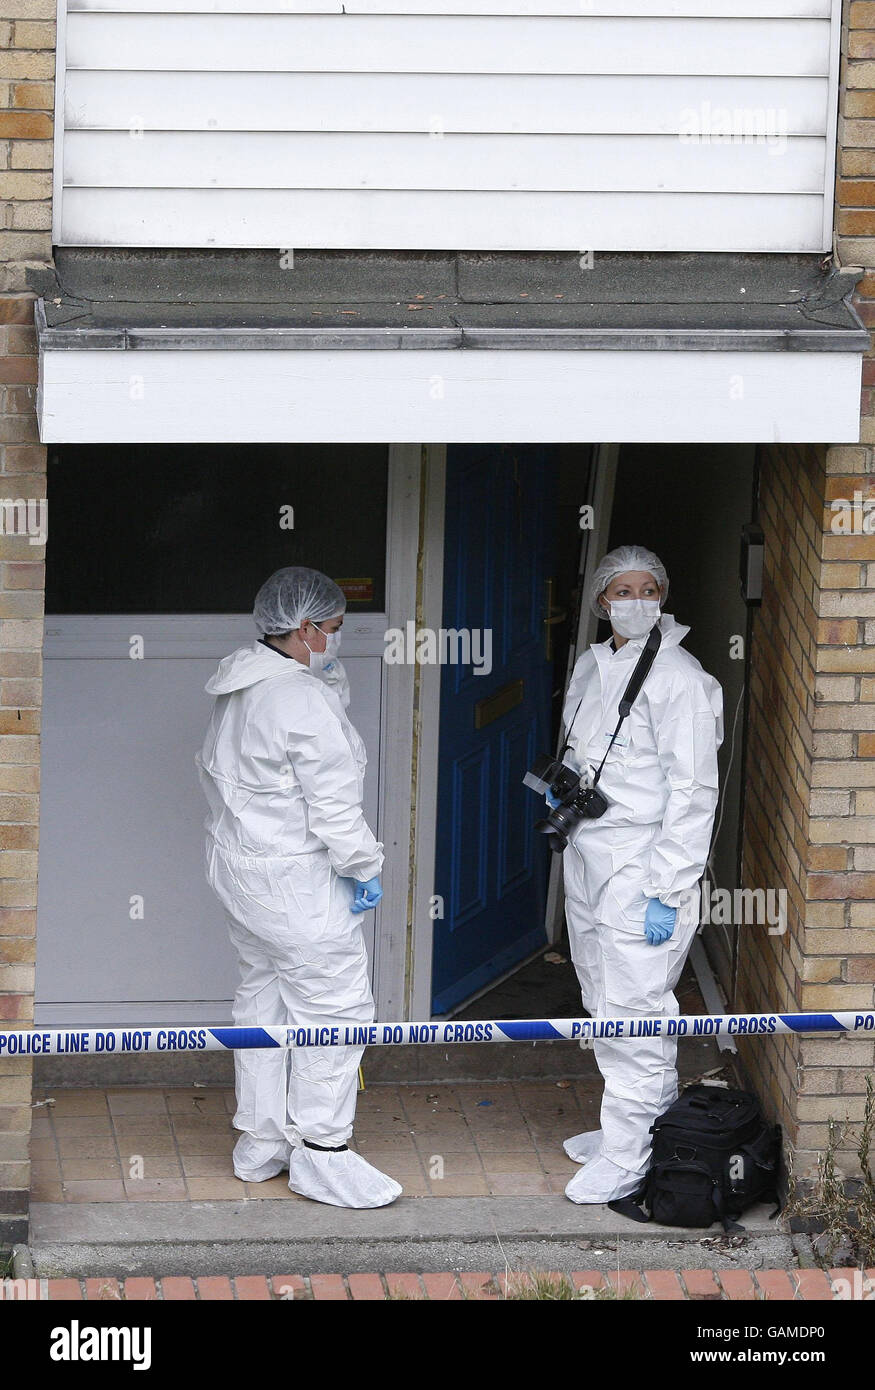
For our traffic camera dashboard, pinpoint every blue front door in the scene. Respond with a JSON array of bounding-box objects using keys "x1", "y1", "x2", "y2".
[{"x1": 431, "y1": 446, "x2": 557, "y2": 1014}]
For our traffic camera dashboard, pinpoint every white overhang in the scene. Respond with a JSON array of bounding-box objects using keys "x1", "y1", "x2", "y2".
[{"x1": 33, "y1": 251, "x2": 870, "y2": 445}]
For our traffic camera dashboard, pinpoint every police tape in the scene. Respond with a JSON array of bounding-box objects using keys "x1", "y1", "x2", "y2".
[{"x1": 2, "y1": 1010, "x2": 874, "y2": 1056}]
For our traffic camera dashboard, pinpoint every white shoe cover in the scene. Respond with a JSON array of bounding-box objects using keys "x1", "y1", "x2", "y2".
[
  {"x1": 233, "y1": 1134, "x2": 293, "y2": 1183},
  {"x1": 287, "y1": 1146, "x2": 403, "y2": 1209},
  {"x1": 564, "y1": 1153, "x2": 644, "y2": 1205},
  {"x1": 562, "y1": 1129, "x2": 603, "y2": 1165}
]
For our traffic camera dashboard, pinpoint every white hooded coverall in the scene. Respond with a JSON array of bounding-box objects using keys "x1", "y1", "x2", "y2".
[
  {"x1": 561, "y1": 612, "x2": 723, "y2": 1202},
  {"x1": 195, "y1": 639, "x2": 389, "y2": 1185}
]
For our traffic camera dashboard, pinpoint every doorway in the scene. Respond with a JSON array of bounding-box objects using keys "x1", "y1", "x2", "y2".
[
  {"x1": 430, "y1": 444, "x2": 592, "y2": 1013},
  {"x1": 426, "y1": 441, "x2": 754, "y2": 1017}
]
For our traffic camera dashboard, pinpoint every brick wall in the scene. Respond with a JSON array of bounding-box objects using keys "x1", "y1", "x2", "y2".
[
  {"x1": 734, "y1": 0, "x2": 875, "y2": 1181},
  {"x1": 0, "y1": 0, "x2": 54, "y2": 1247},
  {"x1": 739, "y1": 442, "x2": 875, "y2": 1178}
]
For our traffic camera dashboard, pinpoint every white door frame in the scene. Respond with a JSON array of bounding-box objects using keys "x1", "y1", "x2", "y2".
[
  {"x1": 407, "y1": 443, "x2": 619, "y2": 1012},
  {"x1": 407, "y1": 444, "x2": 447, "y2": 1020},
  {"x1": 373, "y1": 443, "x2": 428, "y2": 1017}
]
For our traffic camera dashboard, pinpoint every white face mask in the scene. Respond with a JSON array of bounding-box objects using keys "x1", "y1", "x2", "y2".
[
  {"x1": 302, "y1": 621, "x2": 341, "y2": 671},
  {"x1": 606, "y1": 598, "x2": 661, "y2": 639}
]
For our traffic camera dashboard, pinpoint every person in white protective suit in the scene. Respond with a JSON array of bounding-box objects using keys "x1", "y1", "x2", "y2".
[
  {"x1": 195, "y1": 566, "x2": 402, "y2": 1209},
  {"x1": 559, "y1": 545, "x2": 724, "y2": 1205}
]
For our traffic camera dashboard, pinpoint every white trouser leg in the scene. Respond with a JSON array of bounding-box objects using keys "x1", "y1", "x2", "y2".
[
  {"x1": 563, "y1": 840, "x2": 700, "y2": 1197},
  {"x1": 226, "y1": 925, "x2": 291, "y2": 1148},
  {"x1": 207, "y1": 842, "x2": 373, "y2": 1151}
]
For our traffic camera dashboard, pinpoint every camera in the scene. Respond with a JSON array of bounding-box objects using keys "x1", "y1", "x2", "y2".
[{"x1": 523, "y1": 754, "x2": 610, "y2": 853}]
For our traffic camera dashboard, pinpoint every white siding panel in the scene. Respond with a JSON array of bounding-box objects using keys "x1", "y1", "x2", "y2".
[
  {"x1": 65, "y1": 71, "x2": 830, "y2": 136},
  {"x1": 65, "y1": 16, "x2": 830, "y2": 77},
  {"x1": 38, "y1": 348, "x2": 863, "y2": 445},
  {"x1": 55, "y1": 6, "x2": 842, "y2": 249},
  {"x1": 60, "y1": 186, "x2": 826, "y2": 250},
  {"x1": 65, "y1": 131, "x2": 825, "y2": 193}
]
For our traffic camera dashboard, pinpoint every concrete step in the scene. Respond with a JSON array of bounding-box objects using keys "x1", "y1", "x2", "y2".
[{"x1": 28, "y1": 1197, "x2": 794, "y2": 1279}]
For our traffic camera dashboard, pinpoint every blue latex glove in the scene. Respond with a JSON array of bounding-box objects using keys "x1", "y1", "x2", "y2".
[
  {"x1": 545, "y1": 790, "x2": 561, "y2": 809},
  {"x1": 644, "y1": 898, "x2": 677, "y2": 946},
  {"x1": 351, "y1": 876, "x2": 383, "y2": 914}
]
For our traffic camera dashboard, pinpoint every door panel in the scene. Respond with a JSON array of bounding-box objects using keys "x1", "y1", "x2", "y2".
[
  {"x1": 34, "y1": 614, "x2": 386, "y2": 1024},
  {"x1": 431, "y1": 445, "x2": 556, "y2": 1013}
]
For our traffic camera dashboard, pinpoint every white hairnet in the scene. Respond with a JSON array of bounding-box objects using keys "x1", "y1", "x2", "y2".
[
  {"x1": 588, "y1": 545, "x2": 669, "y2": 620},
  {"x1": 253, "y1": 566, "x2": 347, "y2": 635}
]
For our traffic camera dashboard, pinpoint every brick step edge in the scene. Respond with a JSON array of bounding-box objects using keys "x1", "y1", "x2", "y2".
[{"x1": 3, "y1": 1268, "x2": 872, "y2": 1301}]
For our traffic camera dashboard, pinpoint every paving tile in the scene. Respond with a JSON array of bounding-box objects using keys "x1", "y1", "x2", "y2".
[
  {"x1": 52, "y1": 1117, "x2": 114, "y2": 1136},
  {"x1": 486, "y1": 1173, "x2": 551, "y2": 1195},
  {"x1": 234, "y1": 1277, "x2": 272, "y2": 1300},
  {"x1": 160, "y1": 1278, "x2": 197, "y2": 1301},
  {"x1": 754, "y1": 1270, "x2": 797, "y2": 1301},
  {"x1": 352, "y1": 1152, "x2": 424, "y2": 1175},
  {"x1": 122, "y1": 1279, "x2": 158, "y2": 1300},
  {"x1": 31, "y1": 1180, "x2": 65, "y2": 1201},
  {"x1": 425, "y1": 1175, "x2": 490, "y2": 1197},
  {"x1": 85, "y1": 1278, "x2": 121, "y2": 1301},
  {"x1": 643, "y1": 1270, "x2": 685, "y2": 1300},
  {"x1": 185, "y1": 1176, "x2": 250, "y2": 1200},
  {"x1": 411, "y1": 1131, "x2": 481, "y2": 1152},
  {"x1": 166, "y1": 1091, "x2": 228, "y2": 1113},
  {"x1": 354, "y1": 1129, "x2": 416, "y2": 1151},
  {"x1": 58, "y1": 1159, "x2": 122, "y2": 1180},
  {"x1": 30, "y1": 1159, "x2": 62, "y2": 1180},
  {"x1": 311, "y1": 1275, "x2": 348, "y2": 1301},
  {"x1": 60, "y1": 1180, "x2": 127, "y2": 1202},
  {"x1": 271, "y1": 1276, "x2": 308, "y2": 1300},
  {"x1": 173, "y1": 1134, "x2": 236, "y2": 1155},
  {"x1": 112, "y1": 1116, "x2": 174, "y2": 1135},
  {"x1": 473, "y1": 1133, "x2": 540, "y2": 1152},
  {"x1": 427, "y1": 1152, "x2": 483, "y2": 1176},
  {"x1": 546, "y1": 1175, "x2": 573, "y2": 1194},
  {"x1": 195, "y1": 1277, "x2": 233, "y2": 1301},
  {"x1": 421, "y1": 1273, "x2": 461, "y2": 1300},
  {"x1": 123, "y1": 1178, "x2": 189, "y2": 1202},
  {"x1": 46, "y1": 1091, "x2": 110, "y2": 1116},
  {"x1": 135, "y1": 1157, "x2": 184, "y2": 1179},
  {"x1": 681, "y1": 1270, "x2": 723, "y2": 1301},
  {"x1": 243, "y1": 1178, "x2": 300, "y2": 1199},
  {"x1": 55, "y1": 1137, "x2": 118, "y2": 1159},
  {"x1": 480, "y1": 1150, "x2": 543, "y2": 1173},
  {"x1": 535, "y1": 1151, "x2": 579, "y2": 1175},
  {"x1": 48, "y1": 1279, "x2": 83, "y2": 1300},
  {"x1": 385, "y1": 1273, "x2": 424, "y2": 1300},
  {"x1": 29, "y1": 1137, "x2": 61, "y2": 1159},
  {"x1": 172, "y1": 1117, "x2": 236, "y2": 1134},
  {"x1": 106, "y1": 1091, "x2": 169, "y2": 1114},
  {"x1": 388, "y1": 1175, "x2": 427, "y2": 1195},
  {"x1": 791, "y1": 1270, "x2": 834, "y2": 1301},
  {"x1": 112, "y1": 1136, "x2": 178, "y2": 1157},
  {"x1": 180, "y1": 1153, "x2": 236, "y2": 1177},
  {"x1": 348, "y1": 1274, "x2": 386, "y2": 1300},
  {"x1": 719, "y1": 1270, "x2": 758, "y2": 1301}
]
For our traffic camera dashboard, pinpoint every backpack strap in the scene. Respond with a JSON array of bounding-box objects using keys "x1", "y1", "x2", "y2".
[
  {"x1": 607, "y1": 1177, "x2": 652, "y2": 1224},
  {"x1": 711, "y1": 1183, "x2": 745, "y2": 1235}
]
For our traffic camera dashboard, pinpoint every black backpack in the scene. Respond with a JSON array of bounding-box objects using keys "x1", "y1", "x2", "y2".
[{"x1": 608, "y1": 1084, "x2": 782, "y2": 1233}]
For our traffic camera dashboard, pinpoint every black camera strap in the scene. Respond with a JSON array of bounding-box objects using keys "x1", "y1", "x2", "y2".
[{"x1": 562, "y1": 623, "x2": 663, "y2": 788}]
